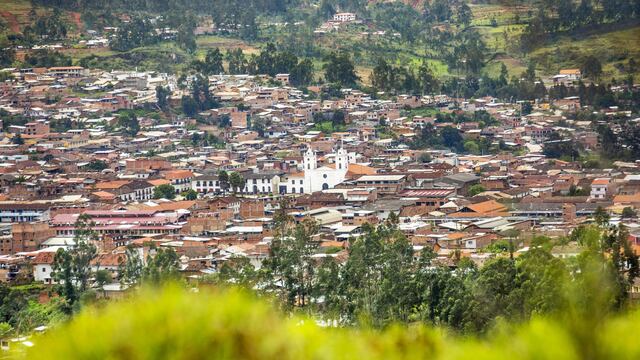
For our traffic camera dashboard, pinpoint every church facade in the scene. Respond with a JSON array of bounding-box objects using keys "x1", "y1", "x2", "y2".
[{"x1": 301, "y1": 146, "x2": 356, "y2": 194}]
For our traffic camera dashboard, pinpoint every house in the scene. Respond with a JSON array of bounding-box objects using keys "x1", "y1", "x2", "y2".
[
  {"x1": 3, "y1": 222, "x2": 55, "y2": 255},
  {"x1": 94, "y1": 180, "x2": 155, "y2": 202},
  {"x1": 32, "y1": 251, "x2": 57, "y2": 284},
  {"x1": 162, "y1": 170, "x2": 194, "y2": 194},
  {"x1": 24, "y1": 120, "x2": 50, "y2": 136},
  {"x1": 333, "y1": 12, "x2": 356, "y2": 22},
  {"x1": 590, "y1": 178, "x2": 611, "y2": 200},
  {"x1": 559, "y1": 69, "x2": 582, "y2": 80},
  {"x1": 355, "y1": 175, "x2": 407, "y2": 195},
  {"x1": 435, "y1": 173, "x2": 480, "y2": 196},
  {"x1": 453, "y1": 200, "x2": 508, "y2": 218},
  {"x1": 275, "y1": 74, "x2": 290, "y2": 85},
  {"x1": 193, "y1": 174, "x2": 221, "y2": 194}
]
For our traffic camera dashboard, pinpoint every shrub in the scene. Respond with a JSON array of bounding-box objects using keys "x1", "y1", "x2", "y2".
[{"x1": 22, "y1": 285, "x2": 640, "y2": 360}]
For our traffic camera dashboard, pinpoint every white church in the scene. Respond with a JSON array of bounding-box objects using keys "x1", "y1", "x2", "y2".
[{"x1": 300, "y1": 146, "x2": 357, "y2": 193}]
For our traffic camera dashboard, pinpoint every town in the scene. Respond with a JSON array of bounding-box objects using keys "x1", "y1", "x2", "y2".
[
  {"x1": 1, "y1": 0, "x2": 640, "y2": 357},
  {"x1": 0, "y1": 61, "x2": 638, "y2": 291}
]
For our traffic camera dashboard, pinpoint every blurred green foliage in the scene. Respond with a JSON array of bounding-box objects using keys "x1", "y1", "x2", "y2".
[{"x1": 21, "y1": 285, "x2": 640, "y2": 360}]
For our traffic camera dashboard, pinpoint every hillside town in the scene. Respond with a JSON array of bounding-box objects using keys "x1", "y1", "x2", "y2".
[{"x1": 0, "y1": 62, "x2": 638, "y2": 300}]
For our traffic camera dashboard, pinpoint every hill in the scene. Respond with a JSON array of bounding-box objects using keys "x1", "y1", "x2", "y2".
[
  {"x1": 471, "y1": 3, "x2": 640, "y2": 81},
  {"x1": 2, "y1": 0, "x2": 638, "y2": 84}
]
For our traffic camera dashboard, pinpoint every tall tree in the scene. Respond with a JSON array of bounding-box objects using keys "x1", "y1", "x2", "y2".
[
  {"x1": 52, "y1": 214, "x2": 98, "y2": 308},
  {"x1": 204, "y1": 48, "x2": 224, "y2": 75},
  {"x1": 218, "y1": 170, "x2": 230, "y2": 194},
  {"x1": 323, "y1": 52, "x2": 358, "y2": 86},
  {"x1": 156, "y1": 86, "x2": 170, "y2": 110},
  {"x1": 117, "y1": 111, "x2": 140, "y2": 137},
  {"x1": 229, "y1": 172, "x2": 245, "y2": 194}
]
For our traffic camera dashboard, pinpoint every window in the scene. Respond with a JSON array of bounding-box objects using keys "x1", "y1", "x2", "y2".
[
  {"x1": 42, "y1": 267, "x2": 46, "y2": 272},
  {"x1": 323, "y1": 174, "x2": 328, "y2": 179}
]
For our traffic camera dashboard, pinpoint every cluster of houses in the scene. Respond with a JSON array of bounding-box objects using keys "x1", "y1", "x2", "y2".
[
  {"x1": 0, "y1": 62, "x2": 639, "y2": 299},
  {"x1": 315, "y1": 12, "x2": 360, "y2": 34}
]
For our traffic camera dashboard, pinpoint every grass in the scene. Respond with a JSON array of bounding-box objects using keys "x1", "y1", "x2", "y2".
[
  {"x1": 529, "y1": 25, "x2": 640, "y2": 80},
  {"x1": 472, "y1": 3, "x2": 640, "y2": 81},
  {"x1": 0, "y1": 0, "x2": 83, "y2": 36},
  {"x1": 195, "y1": 35, "x2": 261, "y2": 55},
  {"x1": 470, "y1": 3, "x2": 532, "y2": 27},
  {"x1": 404, "y1": 107, "x2": 440, "y2": 118},
  {"x1": 64, "y1": 47, "x2": 116, "y2": 61},
  {"x1": 0, "y1": 0, "x2": 31, "y2": 13}
]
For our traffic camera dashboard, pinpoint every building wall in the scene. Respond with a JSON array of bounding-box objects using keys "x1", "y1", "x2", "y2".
[{"x1": 4, "y1": 222, "x2": 55, "y2": 255}]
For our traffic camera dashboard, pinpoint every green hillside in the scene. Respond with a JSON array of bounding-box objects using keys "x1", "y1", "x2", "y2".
[{"x1": 471, "y1": 3, "x2": 640, "y2": 81}]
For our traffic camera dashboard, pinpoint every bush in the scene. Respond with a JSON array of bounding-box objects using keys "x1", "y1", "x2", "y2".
[{"x1": 21, "y1": 286, "x2": 640, "y2": 360}]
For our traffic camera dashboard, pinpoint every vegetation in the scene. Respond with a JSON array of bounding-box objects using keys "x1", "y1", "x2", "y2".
[
  {"x1": 153, "y1": 184, "x2": 176, "y2": 200},
  {"x1": 21, "y1": 283, "x2": 640, "y2": 360},
  {"x1": 200, "y1": 208, "x2": 640, "y2": 334},
  {"x1": 117, "y1": 111, "x2": 140, "y2": 137}
]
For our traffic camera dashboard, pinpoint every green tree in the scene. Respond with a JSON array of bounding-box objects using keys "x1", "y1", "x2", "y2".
[
  {"x1": 418, "y1": 153, "x2": 432, "y2": 163},
  {"x1": 622, "y1": 207, "x2": 637, "y2": 218},
  {"x1": 86, "y1": 160, "x2": 108, "y2": 171},
  {"x1": 472, "y1": 258, "x2": 522, "y2": 329},
  {"x1": 516, "y1": 245, "x2": 567, "y2": 317},
  {"x1": 94, "y1": 270, "x2": 112, "y2": 297},
  {"x1": 11, "y1": 134, "x2": 24, "y2": 145},
  {"x1": 456, "y1": 3, "x2": 472, "y2": 27},
  {"x1": 226, "y1": 49, "x2": 247, "y2": 74},
  {"x1": 176, "y1": 24, "x2": 196, "y2": 53},
  {"x1": 203, "y1": 48, "x2": 224, "y2": 75},
  {"x1": 181, "y1": 95, "x2": 198, "y2": 117},
  {"x1": 441, "y1": 126, "x2": 463, "y2": 152},
  {"x1": 218, "y1": 170, "x2": 230, "y2": 194},
  {"x1": 291, "y1": 58, "x2": 314, "y2": 87},
  {"x1": 0, "y1": 322, "x2": 12, "y2": 339},
  {"x1": 593, "y1": 206, "x2": 610, "y2": 226},
  {"x1": 229, "y1": 172, "x2": 245, "y2": 194},
  {"x1": 182, "y1": 189, "x2": 198, "y2": 200},
  {"x1": 153, "y1": 184, "x2": 177, "y2": 199},
  {"x1": 120, "y1": 245, "x2": 143, "y2": 286},
  {"x1": 156, "y1": 86, "x2": 170, "y2": 110},
  {"x1": 142, "y1": 247, "x2": 180, "y2": 285},
  {"x1": 602, "y1": 225, "x2": 640, "y2": 308},
  {"x1": 214, "y1": 256, "x2": 259, "y2": 288},
  {"x1": 263, "y1": 220, "x2": 319, "y2": 308},
  {"x1": 117, "y1": 111, "x2": 140, "y2": 137},
  {"x1": 581, "y1": 56, "x2": 603, "y2": 80},
  {"x1": 52, "y1": 214, "x2": 98, "y2": 308},
  {"x1": 418, "y1": 61, "x2": 438, "y2": 95},
  {"x1": 323, "y1": 52, "x2": 358, "y2": 86},
  {"x1": 0, "y1": 38, "x2": 15, "y2": 67},
  {"x1": 468, "y1": 184, "x2": 486, "y2": 196}
]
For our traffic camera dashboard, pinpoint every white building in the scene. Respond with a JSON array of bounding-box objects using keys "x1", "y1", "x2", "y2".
[
  {"x1": 333, "y1": 12, "x2": 356, "y2": 22},
  {"x1": 590, "y1": 178, "x2": 611, "y2": 200},
  {"x1": 192, "y1": 175, "x2": 221, "y2": 194},
  {"x1": 301, "y1": 146, "x2": 355, "y2": 193}
]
